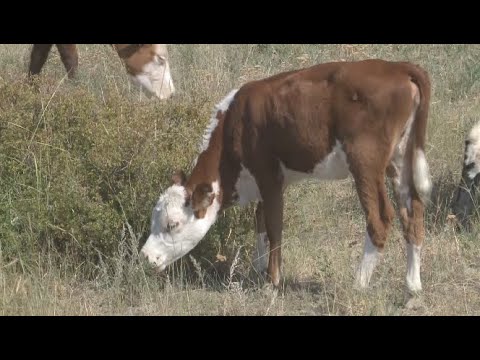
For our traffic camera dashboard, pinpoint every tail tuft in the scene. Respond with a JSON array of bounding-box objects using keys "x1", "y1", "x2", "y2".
[{"x1": 413, "y1": 149, "x2": 432, "y2": 204}]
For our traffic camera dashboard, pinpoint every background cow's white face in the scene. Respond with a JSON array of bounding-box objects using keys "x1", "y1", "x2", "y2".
[
  {"x1": 451, "y1": 122, "x2": 480, "y2": 228},
  {"x1": 140, "y1": 182, "x2": 220, "y2": 270},
  {"x1": 123, "y1": 44, "x2": 175, "y2": 100}
]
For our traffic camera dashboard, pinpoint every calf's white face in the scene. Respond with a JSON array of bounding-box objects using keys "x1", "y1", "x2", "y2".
[
  {"x1": 141, "y1": 90, "x2": 239, "y2": 270},
  {"x1": 140, "y1": 181, "x2": 221, "y2": 270}
]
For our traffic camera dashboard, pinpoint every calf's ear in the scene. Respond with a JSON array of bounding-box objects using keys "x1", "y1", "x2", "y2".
[
  {"x1": 191, "y1": 183, "x2": 216, "y2": 219},
  {"x1": 171, "y1": 170, "x2": 187, "y2": 186}
]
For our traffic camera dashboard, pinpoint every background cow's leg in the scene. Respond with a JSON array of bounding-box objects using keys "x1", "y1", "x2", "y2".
[
  {"x1": 451, "y1": 171, "x2": 478, "y2": 230},
  {"x1": 451, "y1": 135, "x2": 480, "y2": 229},
  {"x1": 252, "y1": 201, "x2": 270, "y2": 276},
  {"x1": 349, "y1": 146, "x2": 395, "y2": 289},
  {"x1": 28, "y1": 44, "x2": 53, "y2": 79},
  {"x1": 56, "y1": 44, "x2": 79, "y2": 79}
]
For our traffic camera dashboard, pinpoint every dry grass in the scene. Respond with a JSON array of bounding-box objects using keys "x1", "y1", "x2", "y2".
[{"x1": 1, "y1": 44, "x2": 480, "y2": 315}]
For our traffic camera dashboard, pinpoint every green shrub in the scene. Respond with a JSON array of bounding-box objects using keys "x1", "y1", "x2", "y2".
[{"x1": 0, "y1": 78, "x2": 253, "y2": 276}]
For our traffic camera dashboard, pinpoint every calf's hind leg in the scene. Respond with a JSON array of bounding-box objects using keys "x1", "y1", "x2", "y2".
[
  {"x1": 390, "y1": 156, "x2": 426, "y2": 294},
  {"x1": 348, "y1": 144, "x2": 395, "y2": 289}
]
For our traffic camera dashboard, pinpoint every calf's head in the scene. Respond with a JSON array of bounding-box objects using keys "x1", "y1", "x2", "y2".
[{"x1": 140, "y1": 171, "x2": 220, "y2": 270}]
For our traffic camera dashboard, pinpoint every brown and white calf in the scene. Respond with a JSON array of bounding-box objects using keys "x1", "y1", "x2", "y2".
[
  {"x1": 451, "y1": 121, "x2": 480, "y2": 228},
  {"x1": 141, "y1": 59, "x2": 432, "y2": 293},
  {"x1": 28, "y1": 44, "x2": 175, "y2": 100}
]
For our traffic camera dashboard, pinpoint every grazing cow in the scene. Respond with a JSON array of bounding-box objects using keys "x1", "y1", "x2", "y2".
[
  {"x1": 451, "y1": 121, "x2": 480, "y2": 228},
  {"x1": 28, "y1": 44, "x2": 175, "y2": 100},
  {"x1": 141, "y1": 59, "x2": 432, "y2": 294}
]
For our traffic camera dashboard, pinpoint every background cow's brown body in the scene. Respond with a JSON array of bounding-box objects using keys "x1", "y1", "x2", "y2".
[{"x1": 142, "y1": 59, "x2": 432, "y2": 294}]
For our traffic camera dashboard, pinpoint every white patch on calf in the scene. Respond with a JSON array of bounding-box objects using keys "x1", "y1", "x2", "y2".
[
  {"x1": 396, "y1": 109, "x2": 415, "y2": 158},
  {"x1": 391, "y1": 108, "x2": 431, "y2": 207},
  {"x1": 355, "y1": 232, "x2": 380, "y2": 289},
  {"x1": 280, "y1": 140, "x2": 350, "y2": 185},
  {"x1": 199, "y1": 89, "x2": 239, "y2": 153},
  {"x1": 192, "y1": 89, "x2": 239, "y2": 167},
  {"x1": 406, "y1": 243, "x2": 422, "y2": 293},
  {"x1": 235, "y1": 165, "x2": 262, "y2": 206},
  {"x1": 232, "y1": 141, "x2": 349, "y2": 208},
  {"x1": 392, "y1": 109, "x2": 417, "y2": 210},
  {"x1": 311, "y1": 140, "x2": 350, "y2": 180}
]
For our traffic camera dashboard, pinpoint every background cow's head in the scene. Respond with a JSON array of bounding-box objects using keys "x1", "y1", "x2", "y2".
[
  {"x1": 115, "y1": 44, "x2": 175, "y2": 100},
  {"x1": 140, "y1": 171, "x2": 220, "y2": 270},
  {"x1": 451, "y1": 124, "x2": 480, "y2": 229}
]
